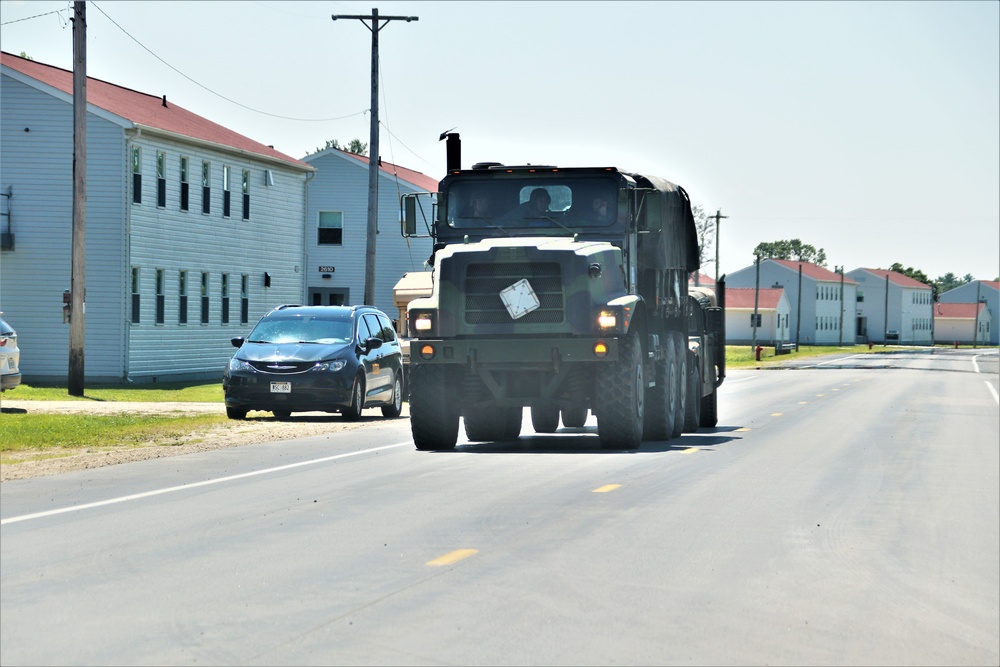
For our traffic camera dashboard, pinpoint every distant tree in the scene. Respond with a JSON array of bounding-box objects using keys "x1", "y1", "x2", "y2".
[
  {"x1": 752, "y1": 238, "x2": 827, "y2": 267},
  {"x1": 691, "y1": 204, "x2": 715, "y2": 273},
  {"x1": 933, "y1": 272, "x2": 971, "y2": 298},
  {"x1": 888, "y1": 262, "x2": 930, "y2": 285},
  {"x1": 19, "y1": 52, "x2": 33, "y2": 61},
  {"x1": 308, "y1": 138, "x2": 368, "y2": 156}
]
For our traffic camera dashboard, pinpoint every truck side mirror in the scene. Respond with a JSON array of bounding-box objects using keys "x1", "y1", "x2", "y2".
[
  {"x1": 402, "y1": 196, "x2": 417, "y2": 236},
  {"x1": 706, "y1": 308, "x2": 723, "y2": 335}
]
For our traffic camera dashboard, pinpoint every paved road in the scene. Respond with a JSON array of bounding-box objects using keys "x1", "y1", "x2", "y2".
[{"x1": 2, "y1": 349, "x2": 997, "y2": 666}]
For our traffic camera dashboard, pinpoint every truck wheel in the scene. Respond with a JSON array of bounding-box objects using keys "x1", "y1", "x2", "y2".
[
  {"x1": 561, "y1": 405, "x2": 589, "y2": 428},
  {"x1": 597, "y1": 333, "x2": 644, "y2": 449},
  {"x1": 465, "y1": 406, "x2": 523, "y2": 441},
  {"x1": 531, "y1": 405, "x2": 560, "y2": 433},
  {"x1": 669, "y1": 333, "x2": 687, "y2": 439},
  {"x1": 643, "y1": 336, "x2": 676, "y2": 441},
  {"x1": 699, "y1": 387, "x2": 718, "y2": 428},
  {"x1": 410, "y1": 365, "x2": 459, "y2": 450},
  {"x1": 683, "y1": 361, "x2": 701, "y2": 432}
]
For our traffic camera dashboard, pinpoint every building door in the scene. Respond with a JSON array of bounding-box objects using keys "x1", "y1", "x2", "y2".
[
  {"x1": 309, "y1": 288, "x2": 349, "y2": 306},
  {"x1": 856, "y1": 316, "x2": 867, "y2": 341}
]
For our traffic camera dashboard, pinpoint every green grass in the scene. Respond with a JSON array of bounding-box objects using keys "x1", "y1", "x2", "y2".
[
  {"x1": 4, "y1": 381, "x2": 223, "y2": 402},
  {"x1": 725, "y1": 344, "x2": 879, "y2": 368},
  {"x1": 1, "y1": 413, "x2": 228, "y2": 453}
]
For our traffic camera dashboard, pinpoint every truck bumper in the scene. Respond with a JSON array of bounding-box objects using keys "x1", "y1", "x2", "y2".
[{"x1": 409, "y1": 337, "x2": 621, "y2": 368}]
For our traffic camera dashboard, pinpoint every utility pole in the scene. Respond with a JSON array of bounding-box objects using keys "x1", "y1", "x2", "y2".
[
  {"x1": 332, "y1": 8, "x2": 418, "y2": 306},
  {"x1": 69, "y1": 1, "x2": 86, "y2": 396},
  {"x1": 837, "y1": 265, "x2": 845, "y2": 347},
  {"x1": 712, "y1": 209, "x2": 728, "y2": 287}
]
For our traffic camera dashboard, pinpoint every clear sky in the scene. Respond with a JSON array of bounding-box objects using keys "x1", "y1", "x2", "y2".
[{"x1": 2, "y1": 0, "x2": 998, "y2": 282}]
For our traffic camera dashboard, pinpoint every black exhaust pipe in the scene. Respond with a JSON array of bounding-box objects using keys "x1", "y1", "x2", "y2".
[{"x1": 445, "y1": 133, "x2": 461, "y2": 171}]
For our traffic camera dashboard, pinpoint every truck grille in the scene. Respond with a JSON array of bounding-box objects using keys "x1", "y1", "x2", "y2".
[{"x1": 464, "y1": 262, "x2": 564, "y2": 324}]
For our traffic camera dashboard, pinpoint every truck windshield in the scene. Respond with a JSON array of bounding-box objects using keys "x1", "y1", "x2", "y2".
[{"x1": 446, "y1": 178, "x2": 618, "y2": 230}]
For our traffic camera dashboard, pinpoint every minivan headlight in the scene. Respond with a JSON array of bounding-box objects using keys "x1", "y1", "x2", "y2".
[
  {"x1": 229, "y1": 358, "x2": 254, "y2": 373},
  {"x1": 313, "y1": 359, "x2": 348, "y2": 373}
]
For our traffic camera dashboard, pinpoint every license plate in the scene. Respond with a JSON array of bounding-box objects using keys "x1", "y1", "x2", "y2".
[{"x1": 270, "y1": 382, "x2": 291, "y2": 393}]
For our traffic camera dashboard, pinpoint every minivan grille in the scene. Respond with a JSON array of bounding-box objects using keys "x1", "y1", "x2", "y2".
[
  {"x1": 247, "y1": 360, "x2": 316, "y2": 374},
  {"x1": 464, "y1": 262, "x2": 564, "y2": 324}
]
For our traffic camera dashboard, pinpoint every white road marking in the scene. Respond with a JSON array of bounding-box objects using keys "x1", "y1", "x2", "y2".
[
  {"x1": 986, "y1": 381, "x2": 999, "y2": 405},
  {"x1": 1, "y1": 442, "x2": 411, "y2": 526}
]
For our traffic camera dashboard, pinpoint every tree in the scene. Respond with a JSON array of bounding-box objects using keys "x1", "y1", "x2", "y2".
[
  {"x1": 308, "y1": 138, "x2": 368, "y2": 156},
  {"x1": 933, "y1": 272, "x2": 971, "y2": 298},
  {"x1": 752, "y1": 238, "x2": 827, "y2": 267},
  {"x1": 691, "y1": 204, "x2": 715, "y2": 273},
  {"x1": 888, "y1": 262, "x2": 930, "y2": 285}
]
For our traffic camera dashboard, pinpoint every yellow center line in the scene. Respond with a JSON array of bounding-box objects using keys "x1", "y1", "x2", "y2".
[
  {"x1": 426, "y1": 549, "x2": 478, "y2": 567},
  {"x1": 771, "y1": 412, "x2": 782, "y2": 417},
  {"x1": 736, "y1": 427, "x2": 751, "y2": 432},
  {"x1": 798, "y1": 401, "x2": 808, "y2": 404},
  {"x1": 682, "y1": 447, "x2": 699, "y2": 454},
  {"x1": 593, "y1": 484, "x2": 622, "y2": 493}
]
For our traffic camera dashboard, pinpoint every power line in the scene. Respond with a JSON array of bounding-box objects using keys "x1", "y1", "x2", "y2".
[{"x1": 89, "y1": 1, "x2": 366, "y2": 123}]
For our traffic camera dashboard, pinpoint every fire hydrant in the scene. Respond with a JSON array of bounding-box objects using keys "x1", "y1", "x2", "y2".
[
  {"x1": 755, "y1": 345, "x2": 763, "y2": 362},
  {"x1": 868, "y1": 340, "x2": 873, "y2": 350}
]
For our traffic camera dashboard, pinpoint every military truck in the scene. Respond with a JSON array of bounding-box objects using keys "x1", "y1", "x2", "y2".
[
  {"x1": 685, "y1": 282, "x2": 726, "y2": 431},
  {"x1": 400, "y1": 134, "x2": 723, "y2": 450}
]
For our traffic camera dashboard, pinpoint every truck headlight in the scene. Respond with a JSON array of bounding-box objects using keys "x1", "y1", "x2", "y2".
[
  {"x1": 414, "y1": 313, "x2": 434, "y2": 332},
  {"x1": 598, "y1": 311, "x2": 617, "y2": 329}
]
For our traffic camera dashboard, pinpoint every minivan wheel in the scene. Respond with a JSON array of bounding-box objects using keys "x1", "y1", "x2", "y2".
[
  {"x1": 381, "y1": 373, "x2": 403, "y2": 418},
  {"x1": 343, "y1": 375, "x2": 365, "y2": 421},
  {"x1": 226, "y1": 407, "x2": 248, "y2": 420}
]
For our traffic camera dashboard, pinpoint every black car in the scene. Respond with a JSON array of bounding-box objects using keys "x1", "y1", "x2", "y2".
[{"x1": 223, "y1": 305, "x2": 404, "y2": 420}]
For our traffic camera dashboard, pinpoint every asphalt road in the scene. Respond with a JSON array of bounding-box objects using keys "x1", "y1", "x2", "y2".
[{"x1": 2, "y1": 348, "x2": 998, "y2": 666}]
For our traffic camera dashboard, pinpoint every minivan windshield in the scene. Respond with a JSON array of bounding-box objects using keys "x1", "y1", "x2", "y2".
[{"x1": 248, "y1": 315, "x2": 353, "y2": 345}]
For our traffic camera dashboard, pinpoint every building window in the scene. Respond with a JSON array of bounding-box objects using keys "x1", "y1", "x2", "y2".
[
  {"x1": 180, "y1": 157, "x2": 189, "y2": 211},
  {"x1": 200, "y1": 272, "x2": 210, "y2": 324},
  {"x1": 242, "y1": 170, "x2": 250, "y2": 220},
  {"x1": 318, "y1": 211, "x2": 343, "y2": 245},
  {"x1": 857, "y1": 290, "x2": 864, "y2": 303},
  {"x1": 156, "y1": 151, "x2": 166, "y2": 208},
  {"x1": 131, "y1": 146, "x2": 142, "y2": 204},
  {"x1": 202, "y1": 161, "x2": 211, "y2": 214},
  {"x1": 221, "y1": 273, "x2": 230, "y2": 324},
  {"x1": 155, "y1": 269, "x2": 165, "y2": 324},
  {"x1": 240, "y1": 274, "x2": 249, "y2": 324},
  {"x1": 223, "y1": 165, "x2": 231, "y2": 218},
  {"x1": 131, "y1": 267, "x2": 141, "y2": 323},
  {"x1": 179, "y1": 271, "x2": 188, "y2": 324}
]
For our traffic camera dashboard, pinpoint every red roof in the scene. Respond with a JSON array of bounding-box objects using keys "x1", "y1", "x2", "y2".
[
  {"x1": 688, "y1": 272, "x2": 715, "y2": 287},
  {"x1": 768, "y1": 259, "x2": 858, "y2": 284},
  {"x1": 726, "y1": 287, "x2": 786, "y2": 310},
  {"x1": 857, "y1": 268, "x2": 930, "y2": 289},
  {"x1": 934, "y1": 302, "x2": 986, "y2": 319},
  {"x1": 2, "y1": 51, "x2": 310, "y2": 169},
  {"x1": 337, "y1": 149, "x2": 438, "y2": 192}
]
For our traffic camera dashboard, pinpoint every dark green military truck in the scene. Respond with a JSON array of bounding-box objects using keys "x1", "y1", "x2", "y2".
[{"x1": 400, "y1": 135, "x2": 724, "y2": 451}]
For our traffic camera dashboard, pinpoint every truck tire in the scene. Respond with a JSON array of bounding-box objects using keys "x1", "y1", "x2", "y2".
[
  {"x1": 597, "y1": 333, "x2": 644, "y2": 449},
  {"x1": 410, "y1": 365, "x2": 460, "y2": 450},
  {"x1": 699, "y1": 387, "x2": 718, "y2": 428},
  {"x1": 465, "y1": 406, "x2": 523, "y2": 441},
  {"x1": 643, "y1": 335, "x2": 676, "y2": 441},
  {"x1": 561, "y1": 405, "x2": 589, "y2": 428},
  {"x1": 531, "y1": 405, "x2": 560, "y2": 433},
  {"x1": 683, "y1": 360, "x2": 701, "y2": 432},
  {"x1": 669, "y1": 332, "x2": 687, "y2": 439}
]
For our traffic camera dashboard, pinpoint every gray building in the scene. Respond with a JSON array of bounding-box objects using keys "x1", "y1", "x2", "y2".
[
  {"x1": 301, "y1": 148, "x2": 436, "y2": 320},
  {"x1": 726, "y1": 259, "x2": 859, "y2": 346},
  {"x1": 1, "y1": 52, "x2": 313, "y2": 383},
  {"x1": 845, "y1": 268, "x2": 934, "y2": 345},
  {"x1": 937, "y1": 280, "x2": 999, "y2": 346}
]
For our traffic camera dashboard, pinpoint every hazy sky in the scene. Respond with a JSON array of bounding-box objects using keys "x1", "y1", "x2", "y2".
[{"x1": 2, "y1": 0, "x2": 998, "y2": 282}]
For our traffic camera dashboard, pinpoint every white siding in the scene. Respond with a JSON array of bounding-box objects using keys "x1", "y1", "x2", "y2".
[{"x1": 1, "y1": 74, "x2": 128, "y2": 381}]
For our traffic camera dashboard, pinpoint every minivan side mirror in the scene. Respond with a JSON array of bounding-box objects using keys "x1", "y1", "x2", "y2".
[
  {"x1": 363, "y1": 337, "x2": 383, "y2": 352},
  {"x1": 231, "y1": 337, "x2": 245, "y2": 348}
]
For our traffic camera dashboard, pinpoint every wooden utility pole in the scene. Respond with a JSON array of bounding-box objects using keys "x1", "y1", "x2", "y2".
[
  {"x1": 69, "y1": 1, "x2": 86, "y2": 396},
  {"x1": 331, "y1": 8, "x2": 418, "y2": 306},
  {"x1": 712, "y1": 209, "x2": 728, "y2": 287}
]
